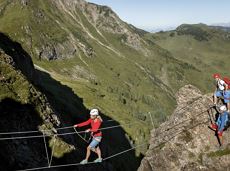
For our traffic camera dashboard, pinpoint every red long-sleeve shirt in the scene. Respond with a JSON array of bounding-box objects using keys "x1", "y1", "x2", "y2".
[{"x1": 75, "y1": 118, "x2": 102, "y2": 137}]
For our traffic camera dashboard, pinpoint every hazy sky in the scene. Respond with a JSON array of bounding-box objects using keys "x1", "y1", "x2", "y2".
[{"x1": 87, "y1": 0, "x2": 230, "y2": 31}]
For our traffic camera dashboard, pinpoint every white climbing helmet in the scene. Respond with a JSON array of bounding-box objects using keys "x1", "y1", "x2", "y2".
[
  {"x1": 90, "y1": 109, "x2": 99, "y2": 116},
  {"x1": 220, "y1": 105, "x2": 227, "y2": 111}
]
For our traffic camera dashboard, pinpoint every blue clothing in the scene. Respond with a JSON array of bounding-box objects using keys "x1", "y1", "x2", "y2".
[
  {"x1": 215, "y1": 89, "x2": 223, "y2": 97},
  {"x1": 216, "y1": 111, "x2": 229, "y2": 132},
  {"x1": 89, "y1": 137, "x2": 102, "y2": 148},
  {"x1": 223, "y1": 90, "x2": 230, "y2": 103}
]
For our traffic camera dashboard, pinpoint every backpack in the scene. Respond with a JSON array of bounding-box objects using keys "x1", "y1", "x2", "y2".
[{"x1": 223, "y1": 77, "x2": 230, "y2": 89}]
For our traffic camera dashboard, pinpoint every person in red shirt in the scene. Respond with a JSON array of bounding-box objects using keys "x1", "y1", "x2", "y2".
[{"x1": 74, "y1": 109, "x2": 103, "y2": 164}]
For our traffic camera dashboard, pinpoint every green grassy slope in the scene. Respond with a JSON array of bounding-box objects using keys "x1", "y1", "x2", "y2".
[
  {"x1": 0, "y1": 33, "x2": 145, "y2": 171},
  {"x1": 0, "y1": 0, "x2": 208, "y2": 164},
  {"x1": 146, "y1": 24, "x2": 230, "y2": 91}
]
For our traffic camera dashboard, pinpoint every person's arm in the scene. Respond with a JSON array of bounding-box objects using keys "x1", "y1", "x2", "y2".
[
  {"x1": 227, "y1": 103, "x2": 230, "y2": 113},
  {"x1": 90, "y1": 120, "x2": 101, "y2": 132},
  {"x1": 225, "y1": 83, "x2": 229, "y2": 91},
  {"x1": 74, "y1": 119, "x2": 91, "y2": 127}
]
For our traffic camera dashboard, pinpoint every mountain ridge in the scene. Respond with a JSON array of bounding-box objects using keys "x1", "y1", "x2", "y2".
[
  {"x1": 0, "y1": 0, "x2": 194, "y2": 142},
  {"x1": 1, "y1": 1, "x2": 230, "y2": 170}
]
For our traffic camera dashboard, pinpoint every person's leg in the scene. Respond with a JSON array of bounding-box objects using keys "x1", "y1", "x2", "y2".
[
  {"x1": 90, "y1": 137, "x2": 102, "y2": 162},
  {"x1": 214, "y1": 90, "x2": 221, "y2": 105},
  {"x1": 219, "y1": 135, "x2": 223, "y2": 146},
  {"x1": 81, "y1": 139, "x2": 97, "y2": 164},
  {"x1": 214, "y1": 94, "x2": 217, "y2": 105},
  {"x1": 91, "y1": 147, "x2": 96, "y2": 153},
  {"x1": 88, "y1": 138, "x2": 100, "y2": 157},
  {"x1": 217, "y1": 129, "x2": 224, "y2": 146},
  {"x1": 80, "y1": 146, "x2": 91, "y2": 164},
  {"x1": 226, "y1": 91, "x2": 230, "y2": 112},
  {"x1": 216, "y1": 90, "x2": 223, "y2": 105},
  {"x1": 96, "y1": 146, "x2": 102, "y2": 159},
  {"x1": 227, "y1": 102, "x2": 230, "y2": 112},
  {"x1": 223, "y1": 91, "x2": 230, "y2": 112},
  {"x1": 93, "y1": 146, "x2": 102, "y2": 162},
  {"x1": 85, "y1": 146, "x2": 91, "y2": 161}
]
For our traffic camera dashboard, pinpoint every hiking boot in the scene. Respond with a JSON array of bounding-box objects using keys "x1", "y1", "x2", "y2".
[
  {"x1": 80, "y1": 159, "x2": 88, "y2": 164},
  {"x1": 94, "y1": 158, "x2": 102, "y2": 163}
]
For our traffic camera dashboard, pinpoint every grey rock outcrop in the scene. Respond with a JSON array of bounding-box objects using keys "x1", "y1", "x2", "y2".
[
  {"x1": 138, "y1": 85, "x2": 230, "y2": 171},
  {"x1": 53, "y1": 0, "x2": 146, "y2": 52}
]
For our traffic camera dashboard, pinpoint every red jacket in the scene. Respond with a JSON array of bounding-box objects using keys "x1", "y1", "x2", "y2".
[{"x1": 75, "y1": 118, "x2": 102, "y2": 137}]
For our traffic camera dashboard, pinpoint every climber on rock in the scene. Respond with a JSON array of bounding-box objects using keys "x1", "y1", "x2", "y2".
[
  {"x1": 223, "y1": 77, "x2": 230, "y2": 112},
  {"x1": 213, "y1": 73, "x2": 226, "y2": 106},
  {"x1": 74, "y1": 109, "x2": 103, "y2": 164},
  {"x1": 211, "y1": 105, "x2": 229, "y2": 146}
]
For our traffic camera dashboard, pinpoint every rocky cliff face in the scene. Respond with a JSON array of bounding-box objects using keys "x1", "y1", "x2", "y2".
[
  {"x1": 0, "y1": 33, "x2": 61, "y2": 129},
  {"x1": 138, "y1": 85, "x2": 230, "y2": 171},
  {"x1": 0, "y1": 33, "x2": 76, "y2": 170},
  {"x1": 0, "y1": 0, "x2": 146, "y2": 60},
  {"x1": 53, "y1": 0, "x2": 145, "y2": 51}
]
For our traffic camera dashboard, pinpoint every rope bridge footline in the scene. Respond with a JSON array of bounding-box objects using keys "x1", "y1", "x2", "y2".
[
  {"x1": 18, "y1": 107, "x2": 213, "y2": 171},
  {"x1": 1, "y1": 104, "x2": 214, "y2": 171},
  {"x1": 17, "y1": 142, "x2": 147, "y2": 171},
  {"x1": 0, "y1": 115, "x2": 153, "y2": 171}
]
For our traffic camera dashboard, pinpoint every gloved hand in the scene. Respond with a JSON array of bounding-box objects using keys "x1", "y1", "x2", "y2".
[{"x1": 85, "y1": 129, "x2": 90, "y2": 133}]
